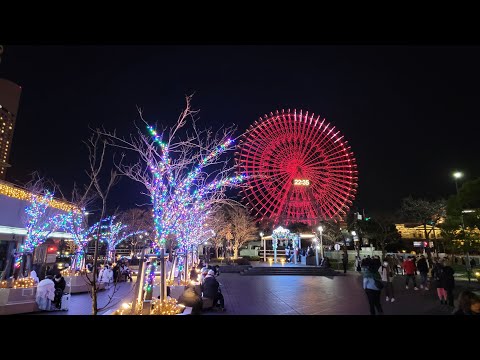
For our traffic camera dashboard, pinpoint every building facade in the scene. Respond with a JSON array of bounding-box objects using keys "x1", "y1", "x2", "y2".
[
  {"x1": 0, "y1": 79, "x2": 22, "y2": 180},
  {"x1": 0, "y1": 180, "x2": 76, "y2": 278}
]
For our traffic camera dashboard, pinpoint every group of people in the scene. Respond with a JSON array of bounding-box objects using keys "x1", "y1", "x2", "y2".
[
  {"x1": 361, "y1": 253, "x2": 478, "y2": 315},
  {"x1": 177, "y1": 261, "x2": 225, "y2": 315},
  {"x1": 96, "y1": 261, "x2": 133, "y2": 289},
  {"x1": 35, "y1": 270, "x2": 67, "y2": 311}
]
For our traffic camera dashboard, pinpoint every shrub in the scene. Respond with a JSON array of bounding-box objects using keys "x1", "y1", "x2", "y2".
[
  {"x1": 243, "y1": 256, "x2": 261, "y2": 261},
  {"x1": 235, "y1": 258, "x2": 251, "y2": 265}
]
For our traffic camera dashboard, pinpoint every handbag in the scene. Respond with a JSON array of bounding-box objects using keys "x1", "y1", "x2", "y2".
[{"x1": 374, "y1": 279, "x2": 384, "y2": 290}]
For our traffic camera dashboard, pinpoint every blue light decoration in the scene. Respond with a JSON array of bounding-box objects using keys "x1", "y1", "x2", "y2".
[
  {"x1": 15, "y1": 190, "x2": 63, "y2": 269},
  {"x1": 53, "y1": 209, "x2": 91, "y2": 270},
  {"x1": 145, "y1": 125, "x2": 246, "y2": 253},
  {"x1": 90, "y1": 216, "x2": 144, "y2": 263}
]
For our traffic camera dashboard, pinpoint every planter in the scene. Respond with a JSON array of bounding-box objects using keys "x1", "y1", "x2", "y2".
[
  {"x1": 65, "y1": 274, "x2": 105, "y2": 293},
  {"x1": 0, "y1": 287, "x2": 39, "y2": 315}
]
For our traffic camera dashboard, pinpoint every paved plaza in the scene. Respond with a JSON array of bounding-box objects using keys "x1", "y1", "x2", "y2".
[{"x1": 28, "y1": 270, "x2": 480, "y2": 315}]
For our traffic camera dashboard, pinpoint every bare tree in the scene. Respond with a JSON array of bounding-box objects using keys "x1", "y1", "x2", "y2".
[
  {"x1": 223, "y1": 204, "x2": 258, "y2": 259},
  {"x1": 401, "y1": 196, "x2": 446, "y2": 262},
  {"x1": 208, "y1": 207, "x2": 231, "y2": 258},
  {"x1": 97, "y1": 95, "x2": 241, "y2": 302},
  {"x1": 82, "y1": 133, "x2": 119, "y2": 315},
  {"x1": 359, "y1": 214, "x2": 400, "y2": 257}
]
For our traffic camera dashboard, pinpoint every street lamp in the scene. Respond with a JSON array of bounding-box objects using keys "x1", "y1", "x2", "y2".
[
  {"x1": 260, "y1": 232, "x2": 265, "y2": 262},
  {"x1": 313, "y1": 237, "x2": 319, "y2": 266},
  {"x1": 317, "y1": 226, "x2": 324, "y2": 259},
  {"x1": 452, "y1": 171, "x2": 471, "y2": 282},
  {"x1": 351, "y1": 230, "x2": 360, "y2": 257}
]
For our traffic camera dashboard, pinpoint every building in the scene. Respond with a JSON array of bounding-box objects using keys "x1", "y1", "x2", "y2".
[
  {"x1": 0, "y1": 79, "x2": 21, "y2": 180},
  {"x1": 395, "y1": 223, "x2": 442, "y2": 249},
  {"x1": 0, "y1": 180, "x2": 76, "y2": 278}
]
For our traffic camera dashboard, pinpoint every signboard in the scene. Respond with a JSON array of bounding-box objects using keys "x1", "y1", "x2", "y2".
[
  {"x1": 413, "y1": 241, "x2": 422, "y2": 247},
  {"x1": 293, "y1": 179, "x2": 310, "y2": 186},
  {"x1": 46, "y1": 254, "x2": 57, "y2": 263},
  {"x1": 334, "y1": 244, "x2": 341, "y2": 251}
]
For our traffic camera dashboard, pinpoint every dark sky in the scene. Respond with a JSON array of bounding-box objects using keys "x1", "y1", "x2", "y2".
[{"x1": 1, "y1": 45, "x2": 479, "y2": 215}]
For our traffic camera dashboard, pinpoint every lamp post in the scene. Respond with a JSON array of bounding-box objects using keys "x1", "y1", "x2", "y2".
[
  {"x1": 313, "y1": 237, "x2": 319, "y2": 266},
  {"x1": 260, "y1": 232, "x2": 265, "y2": 262},
  {"x1": 318, "y1": 226, "x2": 324, "y2": 259},
  {"x1": 352, "y1": 230, "x2": 360, "y2": 257},
  {"x1": 453, "y1": 171, "x2": 471, "y2": 282}
]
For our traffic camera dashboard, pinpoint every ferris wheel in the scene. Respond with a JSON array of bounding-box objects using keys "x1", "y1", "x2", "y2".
[{"x1": 236, "y1": 109, "x2": 358, "y2": 225}]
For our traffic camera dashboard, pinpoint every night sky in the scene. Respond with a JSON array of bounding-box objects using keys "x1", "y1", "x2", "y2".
[{"x1": 1, "y1": 45, "x2": 479, "y2": 215}]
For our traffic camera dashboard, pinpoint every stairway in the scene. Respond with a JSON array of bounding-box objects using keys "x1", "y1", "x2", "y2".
[{"x1": 240, "y1": 266, "x2": 342, "y2": 276}]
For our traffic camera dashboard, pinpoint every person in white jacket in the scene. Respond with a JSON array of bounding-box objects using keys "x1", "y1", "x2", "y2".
[
  {"x1": 30, "y1": 270, "x2": 39, "y2": 284},
  {"x1": 36, "y1": 276, "x2": 55, "y2": 311},
  {"x1": 99, "y1": 265, "x2": 113, "y2": 288}
]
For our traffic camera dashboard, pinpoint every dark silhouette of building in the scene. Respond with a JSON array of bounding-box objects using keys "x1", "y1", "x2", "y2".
[{"x1": 0, "y1": 79, "x2": 21, "y2": 180}]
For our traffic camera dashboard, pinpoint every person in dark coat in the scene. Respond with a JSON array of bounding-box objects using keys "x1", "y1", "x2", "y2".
[
  {"x1": 178, "y1": 284, "x2": 203, "y2": 315},
  {"x1": 53, "y1": 273, "x2": 66, "y2": 309},
  {"x1": 416, "y1": 255, "x2": 429, "y2": 290},
  {"x1": 342, "y1": 253, "x2": 348, "y2": 273},
  {"x1": 432, "y1": 259, "x2": 447, "y2": 304},
  {"x1": 470, "y1": 258, "x2": 476, "y2": 269},
  {"x1": 440, "y1": 260, "x2": 455, "y2": 307},
  {"x1": 202, "y1": 270, "x2": 225, "y2": 311},
  {"x1": 454, "y1": 290, "x2": 480, "y2": 315}
]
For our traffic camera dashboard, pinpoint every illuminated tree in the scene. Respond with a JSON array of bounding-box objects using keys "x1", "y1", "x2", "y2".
[
  {"x1": 99, "y1": 95, "x2": 244, "y2": 300},
  {"x1": 92, "y1": 216, "x2": 144, "y2": 263}
]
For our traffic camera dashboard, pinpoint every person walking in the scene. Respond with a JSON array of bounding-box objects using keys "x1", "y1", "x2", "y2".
[
  {"x1": 441, "y1": 259, "x2": 455, "y2": 307},
  {"x1": 432, "y1": 259, "x2": 447, "y2": 304},
  {"x1": 355, "y1": 255, "x2": 362, "y2": 272},
  {"x1": 380, "y1": 259, "x2": 395, "y2": 302},
  {"x1": 362, "y1": 266, "x2": 384, "y2": 315},
  {"x1": 416, "y1": 255, "x2": 429, "y2": 290},
  {"x1": 342, "y1": 253, "x2": 348, "y2": 274},
  {"x1": 402, "y1": 256, "x2": 418, "y2": 290}
]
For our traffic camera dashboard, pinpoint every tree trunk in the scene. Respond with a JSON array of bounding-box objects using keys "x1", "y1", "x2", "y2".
[
  {"x1": 215, "y1": 246, "x2": 219, "y2": 259},
  {"x1": 159, "y1": 247, "x2": 166, "y2": 301},
  {"x1": 423, "y1": 224, "x2": 433, "y2": 264},
  {"x1": 233, "y1": 246, "x2": 238, "y2": 259},
  {"x1": 91, "y1": 237, "x2": 99, "y2": 316}
]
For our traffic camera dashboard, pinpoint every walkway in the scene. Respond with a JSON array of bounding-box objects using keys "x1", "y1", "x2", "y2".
[
  {"x1": 28, "y1": 271, "x2": 480, "y2": 315},
  {"x1": 209, "y1": 271, "x2": 477, "y2": 315}
]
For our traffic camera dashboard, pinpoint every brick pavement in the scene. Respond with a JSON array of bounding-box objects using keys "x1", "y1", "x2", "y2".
[
  {"x1": 207, "y1": 271, "x2": 474, "y2": 315},
  {"x1": 28, "y1": 271, "x2": 480, "y2": 315}
]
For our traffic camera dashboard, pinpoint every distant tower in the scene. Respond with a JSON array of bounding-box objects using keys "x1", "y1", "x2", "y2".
[{"x1": 0, "y1": 78, "x2": 22, "y2": 180}]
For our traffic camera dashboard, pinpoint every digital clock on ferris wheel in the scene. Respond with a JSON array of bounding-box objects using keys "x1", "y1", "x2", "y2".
[{"x1": 293, "y1": 179, "x2": 310, "y2": 186}]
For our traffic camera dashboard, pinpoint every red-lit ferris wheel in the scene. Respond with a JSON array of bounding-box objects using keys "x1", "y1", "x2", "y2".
[{"x1": 236, "y1": 109, "x2": 358, "y2": 225}]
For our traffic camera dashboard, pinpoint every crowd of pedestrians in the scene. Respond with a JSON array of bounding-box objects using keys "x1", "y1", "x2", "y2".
[{"x1": 360, "y1": 253, "x2": 478, "y2": 315}]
